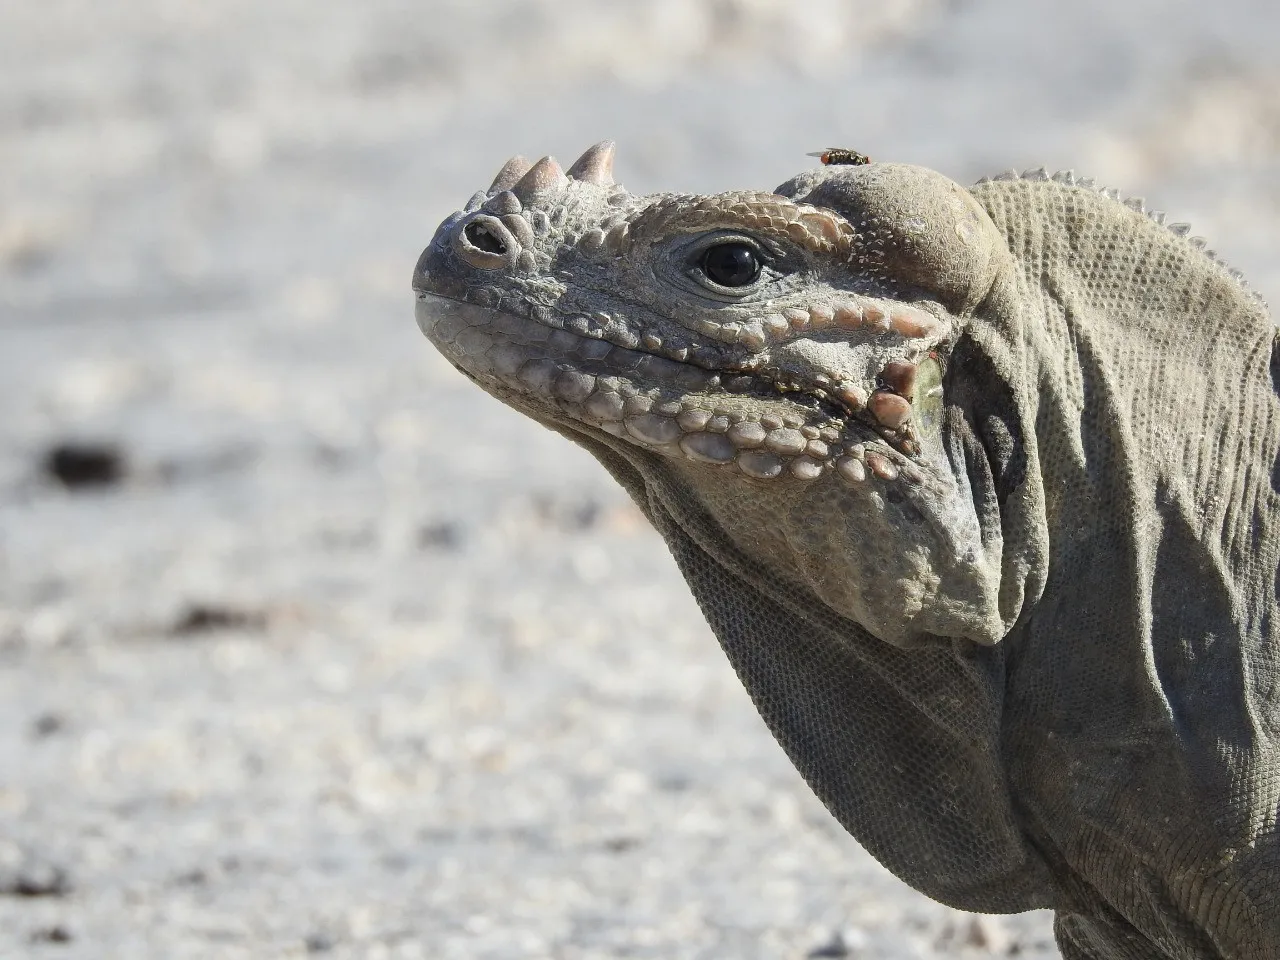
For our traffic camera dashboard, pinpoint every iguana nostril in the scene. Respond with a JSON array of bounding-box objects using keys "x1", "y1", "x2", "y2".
[
  {"x1": 453, "y1": 214, "x2": 514, "y2": 269},
  {"x1": 464, "y1": 220, "x2": 507, "y2": 255}
]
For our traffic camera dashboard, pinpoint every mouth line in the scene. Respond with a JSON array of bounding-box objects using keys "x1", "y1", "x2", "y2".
[{"x1": 417, "y1": 288, "x2": 937, "y2": 485}]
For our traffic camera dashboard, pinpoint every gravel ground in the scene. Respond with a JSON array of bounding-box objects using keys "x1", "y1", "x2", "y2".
[{"x1": 2, "y1": 2, "x2": 1278, "y2": 957}]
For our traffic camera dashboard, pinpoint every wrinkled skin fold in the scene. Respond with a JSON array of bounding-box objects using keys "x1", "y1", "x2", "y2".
[{"x1": 413, "y1": 144, "x2": 1280, "y2": 959}]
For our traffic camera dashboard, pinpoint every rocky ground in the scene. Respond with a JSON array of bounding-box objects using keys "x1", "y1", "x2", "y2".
[{"x1": 2, "y1": 2, "x2": 1278, "y2": 957}]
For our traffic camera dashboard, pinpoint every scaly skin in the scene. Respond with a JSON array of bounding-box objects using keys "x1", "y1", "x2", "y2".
[{"x1": 413, "y1": 143, "x2": 1280, "y2": 959}]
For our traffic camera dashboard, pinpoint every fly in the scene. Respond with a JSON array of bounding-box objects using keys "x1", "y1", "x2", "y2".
[{"x1": 808, "y1": 148, "x2": 872, "y2": 166}]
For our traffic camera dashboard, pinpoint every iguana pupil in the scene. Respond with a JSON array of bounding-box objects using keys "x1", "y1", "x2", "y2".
[{"x1": 699, "y1": 242, "x2": 761, "y2": 287}]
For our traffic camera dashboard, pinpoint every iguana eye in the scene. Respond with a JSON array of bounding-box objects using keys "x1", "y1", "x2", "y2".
[{"x1": 699, "y1": 242, "x2": 762, "y2": 287}]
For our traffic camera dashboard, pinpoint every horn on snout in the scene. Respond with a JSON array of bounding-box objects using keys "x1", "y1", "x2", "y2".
[
  {"x1": 567, "y1": 140, "x2": 616, "y2": 185},
  {"x1": 489, "y1": 156, "x2": 533, "y2": 194},
  {"x1": 511, "y1": 156, "x2": 568, "y2": 202}
]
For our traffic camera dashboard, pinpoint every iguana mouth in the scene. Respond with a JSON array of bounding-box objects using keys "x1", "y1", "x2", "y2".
[{"x1": 417, "y1": 288, "x2": 943, "y2": 486}]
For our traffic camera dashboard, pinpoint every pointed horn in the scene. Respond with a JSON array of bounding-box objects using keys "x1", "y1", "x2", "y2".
[
  {"x1": 489, "y1": 155, "x2": 533, "y2": 194},
  {"x1": 567, "y1": 140, "x2": 616, "y2": 185},
  {"x1": 511, "y1": 156, "x2": 568, "y2": 202}
]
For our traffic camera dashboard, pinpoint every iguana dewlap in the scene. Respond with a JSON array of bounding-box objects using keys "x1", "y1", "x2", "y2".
[{"x1": 412, "y1": 142, "x2": 1280, "y2": 960}]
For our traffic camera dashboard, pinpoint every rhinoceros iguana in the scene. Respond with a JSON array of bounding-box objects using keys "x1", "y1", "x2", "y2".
[{"x1": 412, "y1": 141, "x2": 1280, "y2": 959}]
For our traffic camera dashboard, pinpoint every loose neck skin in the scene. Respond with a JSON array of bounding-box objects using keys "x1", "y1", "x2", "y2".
[{"x1": 975, "y1": 177, "x2": 1280, "y2": 953}]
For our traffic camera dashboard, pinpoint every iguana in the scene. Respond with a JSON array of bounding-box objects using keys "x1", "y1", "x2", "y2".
[{"x1": 411, "y1": 141, "x2": 1280, "y2": 959}]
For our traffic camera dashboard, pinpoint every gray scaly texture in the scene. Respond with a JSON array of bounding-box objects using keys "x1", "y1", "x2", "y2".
[{"x1": 412, "y1": 143, "x2": 1280, "y2": 959}]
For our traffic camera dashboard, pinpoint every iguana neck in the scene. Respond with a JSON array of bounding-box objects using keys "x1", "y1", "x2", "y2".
[{"x1": 974, "y1": 177, "x2": 1280, "y2": 953}]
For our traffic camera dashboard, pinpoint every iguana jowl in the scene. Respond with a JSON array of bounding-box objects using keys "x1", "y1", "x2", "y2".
[{"x1": 412, "y1": 142, "x2": 1280, "y2": 959}]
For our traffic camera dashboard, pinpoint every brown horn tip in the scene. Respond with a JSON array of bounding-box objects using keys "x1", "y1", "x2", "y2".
[
  {"x1": 489, "y1": 155, "x2": 533, "y2": 194},
  {"x1": 567, "y1": 140, "x2": 616, "y2": 185},
  {"x1": 511, "y1": 156, "x2": 568, "y2": 202}
]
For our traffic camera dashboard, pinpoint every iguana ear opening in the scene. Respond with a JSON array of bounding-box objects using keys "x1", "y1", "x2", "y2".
[{"x1": 776, "y1": 163, "x2": 1012, "y2": 316}]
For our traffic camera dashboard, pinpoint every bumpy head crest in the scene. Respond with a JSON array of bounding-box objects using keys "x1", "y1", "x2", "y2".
[{"x1": 777, "y1": 163, "x2": 1011, "y2": 314}]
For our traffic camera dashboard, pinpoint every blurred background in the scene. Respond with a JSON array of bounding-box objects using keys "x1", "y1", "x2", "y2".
[{"x1": 2, "y1": 1, "x2": 1278, "y2": 957}]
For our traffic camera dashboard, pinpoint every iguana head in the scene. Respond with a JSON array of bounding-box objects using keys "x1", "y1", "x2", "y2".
[{"x1": 413, "y1": 143, "x2": 1033, "y2": 648}]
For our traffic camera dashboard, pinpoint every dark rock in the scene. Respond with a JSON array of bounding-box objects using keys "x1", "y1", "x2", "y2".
[
  {"x1": 305, "y1": 932, "x2": 336, "y2": 953},
  {"x1": 29, "y1": 925, "x2": 73, "y2": 944},
  {"x1": 30, "y1": 712, "x2": 67, "y2": 738},
  {"x1": 806, "y1": 928, "x2": 867, "y2": 958},
  {"x1": 418, "y1": 520, "x2": 463, "y2": 550},
  {"x1": 1, "y1": 861, "x2": 72, "y2": 898},
  {"x1": 43, "y1": 442, "x2": 124, "y2": 489},
  {"x1": 170, "y1": 603, "x2": 268, "y2": 636},
  {"x1": 806, "y1": 933, "x2": 851, "y2": 958},
  {"x1": 171, "y1": 868, "x2": 208, "y2": 886}
]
